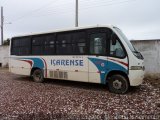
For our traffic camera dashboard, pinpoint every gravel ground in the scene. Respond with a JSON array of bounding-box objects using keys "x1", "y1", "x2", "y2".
[{"x1": 0, "y1": 70, "x2": 159, "y2": 120}]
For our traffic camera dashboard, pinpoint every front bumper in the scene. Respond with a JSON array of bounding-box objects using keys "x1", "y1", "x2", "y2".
[{"x1": 128, "y1": 70, "x2": 145, "y2": 86}]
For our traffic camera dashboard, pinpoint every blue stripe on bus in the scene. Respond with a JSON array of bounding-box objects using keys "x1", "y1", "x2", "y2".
[
  {"x1": 19, "y1": 58, "x2": 45, "y2": 70},
  {"x1": 88, "y1": 58, "x2": 127, "y2": 84}
]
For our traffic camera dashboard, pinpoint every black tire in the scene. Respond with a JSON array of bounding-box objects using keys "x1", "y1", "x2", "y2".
[
  {"x1": 32, "y1": 69, "x2": 44, "y2": 83},
  {"x1": 108, "y1": 74, "x2": 129, "y2": 94}
]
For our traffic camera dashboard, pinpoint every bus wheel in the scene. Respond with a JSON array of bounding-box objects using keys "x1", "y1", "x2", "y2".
[
  {"x1": 108, "y1": 74, "x2": 129, "y2": 94},
  {"x1": 32, "y1": 69, "x2": 44, "y2": 83}
]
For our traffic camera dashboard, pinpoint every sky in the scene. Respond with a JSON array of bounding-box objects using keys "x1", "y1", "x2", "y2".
[{"x1": 0, "y1": 0, "x2": 160, "y2": 44}]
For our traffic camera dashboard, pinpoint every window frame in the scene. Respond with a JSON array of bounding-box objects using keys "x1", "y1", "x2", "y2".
[
  {"x1": 56, "y1": 30, "x2": 87, "y2": 55},
  {"x1": 31, "y1": 34, "x2": 56, "y2": 56},
  {"x1": 43, "y1": 34, "x2": 56, "y2": 55},
  {"x1": 11, "y1": 36, "x2": 31, "y2": 56},
  {"x1": 89, "y1": 32, "x2": 107, "y2": 55},
  {"x1": 87, "y1": 28, "x2": 111, "y2": 56},
  {"x1": 31, "y1": 35, "x2": 45, "y2": 55},
  {"x1": 72, "y1": 31, "x2": 87, "y2": 55},
  {"x1": 11, "y1": 27, "x2": 127, "y2": 57},
  {"x1": 109, "y1": 32, "x2": 127, "y2": 59}
]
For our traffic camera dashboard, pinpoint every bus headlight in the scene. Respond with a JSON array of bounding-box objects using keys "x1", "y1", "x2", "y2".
[{"x1": 130, "y1": 66, "x2": 145, "y2": 70}]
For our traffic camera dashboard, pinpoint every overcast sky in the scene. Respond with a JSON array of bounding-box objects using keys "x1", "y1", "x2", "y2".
[{"x1": 0, "y1": 0, "x2": 160, "y2": 43}]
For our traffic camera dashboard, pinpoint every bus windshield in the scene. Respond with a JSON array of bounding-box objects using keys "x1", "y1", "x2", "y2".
[{"x1": 114, "y1": 27, "x2": 136, "y2": 52}]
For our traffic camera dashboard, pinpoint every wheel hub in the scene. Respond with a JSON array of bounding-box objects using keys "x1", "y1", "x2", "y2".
[
  {"x1": 35, "y1": 73, "x2": 41, "y2": 81},
  {"x1": 113, "y1": 80, "x2": 122, "y2": 90}
]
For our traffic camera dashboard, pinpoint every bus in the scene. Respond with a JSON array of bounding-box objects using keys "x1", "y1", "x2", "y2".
[{"x1": 9, "y1": 25, "x2": 145, "y2": 94}]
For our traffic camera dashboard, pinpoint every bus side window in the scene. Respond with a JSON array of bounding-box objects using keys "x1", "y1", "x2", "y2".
[
  {"x1": 44, "y1": 35, "x2": 55, "y2": 55},
  {"x1": 57, "y1": 32, "x2": 86, "y2": 55},
  {"x1": 57, "y1": 33, "x2": 73, "y2": 55},
  {"x1": 32, "y1": 36, "x2": 44, "y2": 55},
  {"x1": 110, "y1": 34, "x2": 125, "y2": 58},
  {"x1": 72, "y1": 32, "x2": 86, "y2": 54},
  {"x1": 90, "y1": 33, "x2": 106, "y2": 55}
]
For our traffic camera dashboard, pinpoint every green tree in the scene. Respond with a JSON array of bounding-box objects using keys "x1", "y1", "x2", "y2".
[{"x1": 3, "y1": 38, "x2": 10, "y2": 45}]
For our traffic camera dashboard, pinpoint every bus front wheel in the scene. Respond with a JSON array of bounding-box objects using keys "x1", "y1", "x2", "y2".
[
  {"x1": 32, "y1": 69, "x2": 44, "y2": 83},
  {"x1": 108, "y1": 74, "x2": 129, "y2": 94}
]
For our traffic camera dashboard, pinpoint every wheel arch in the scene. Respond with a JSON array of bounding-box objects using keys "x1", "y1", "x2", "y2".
[
  {"x1": 106, "y1": 70, "x2": 130, "y2": 86},
  {"x1": 30, "y1": 67, "x2": 42, "y2": 76}
]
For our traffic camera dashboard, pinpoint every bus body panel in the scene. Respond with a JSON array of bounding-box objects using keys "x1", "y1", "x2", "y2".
[
  {"x1": 10, "y1": 56, "x2": 89, "y2": 82},
  {"x1": 112, "y1": 26, "x2": 145, "y2": 86},
  {"x1": 9, "y1": 25, "x2": 145, "y2": 88},
  {"x1": 10, "y1": 57, "x2": 31, "y2": 75},
  {"x1": 10, "y1": 55, "x2": 129, "y2": 84},
  {"x1": 46, "y1": 56, "x2": 89, "y2": 82},
  {"x1": 88, "y1": 56, "x2": 108, "y2": 84},
  {"x1": 127, "y1": 50, "x2": 145, "y2": 86},
  {"x1": 129, "y1": 70, "x2": 144, "y2": 86},
  {"x1": 89, "y1": 56, "x2": 129, "y2": 84}
]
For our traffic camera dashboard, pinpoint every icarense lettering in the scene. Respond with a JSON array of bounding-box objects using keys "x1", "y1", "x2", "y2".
[{"x1": 51, "y1": 59, "x2": 83, "y2": 66}]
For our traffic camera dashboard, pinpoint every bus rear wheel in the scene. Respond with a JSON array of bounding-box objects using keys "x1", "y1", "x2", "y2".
[
  {"x1": 32, "y1": 69, "x2": 44, "y2": 83},
  {"x1": 108, "y1": 74, "x2": 129, "y2": 94}
]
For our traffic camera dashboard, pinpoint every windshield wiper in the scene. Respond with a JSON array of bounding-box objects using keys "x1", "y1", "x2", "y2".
[{"x1": 133, "y1": 51, "x2": 139, "y2": 53}]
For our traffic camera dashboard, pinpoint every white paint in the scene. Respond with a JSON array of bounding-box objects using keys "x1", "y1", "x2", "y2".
[
  {"x1": 0, "y1": 46, "x2": 9, "y2": 67},
  {"x1": 1, "y1": 39, "x2": 159, "y2": 75}
]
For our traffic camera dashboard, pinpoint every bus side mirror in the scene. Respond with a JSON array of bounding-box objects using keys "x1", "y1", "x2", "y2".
[{"x1": 112, "y1": 34, "x2": 117, "y2": 45}]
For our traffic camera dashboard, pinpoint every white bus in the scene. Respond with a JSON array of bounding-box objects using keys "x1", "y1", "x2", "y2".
[{"x1": 9, "y1": 25, "x2": 145, "y2": 94}]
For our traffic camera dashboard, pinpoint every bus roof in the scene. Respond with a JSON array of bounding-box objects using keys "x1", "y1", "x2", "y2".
[{"x1": 12, "y1": 25, "x2": 115, "y2": 38}]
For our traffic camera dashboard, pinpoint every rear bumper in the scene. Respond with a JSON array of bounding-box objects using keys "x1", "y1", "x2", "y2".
[{"x1": 128, "y1": 70, "x2": 145, "y2": 86}]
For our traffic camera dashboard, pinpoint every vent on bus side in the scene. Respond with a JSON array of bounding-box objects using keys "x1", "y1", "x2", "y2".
[
  {"x1": 49, "y1": 71, "x2": 54, "y2": 78},
  {"x1": 49, "y1": 71, "x2": 68, "y2": 79}
]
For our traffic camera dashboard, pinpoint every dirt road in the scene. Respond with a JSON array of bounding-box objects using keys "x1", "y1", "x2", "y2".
[{"x1": 0, "y1": 70, "x2": 159, "y2": 119}]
